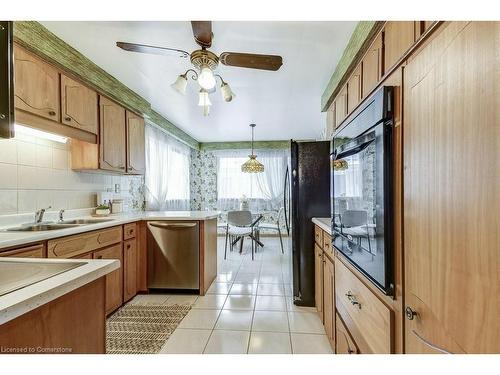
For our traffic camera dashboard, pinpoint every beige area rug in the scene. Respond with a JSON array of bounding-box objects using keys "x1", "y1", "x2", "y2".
[{"x1": 106, "y1": 303, "x2": 191, "y2": 354}]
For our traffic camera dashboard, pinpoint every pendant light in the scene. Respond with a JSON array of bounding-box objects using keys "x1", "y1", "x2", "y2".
[{"x1": 241, "y1": 124, "x2": 264, "y2": 173}]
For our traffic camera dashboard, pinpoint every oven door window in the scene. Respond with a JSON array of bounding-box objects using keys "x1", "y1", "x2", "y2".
[{"x1": 333, "y1": 127, "x2": 386, "y2": 289}]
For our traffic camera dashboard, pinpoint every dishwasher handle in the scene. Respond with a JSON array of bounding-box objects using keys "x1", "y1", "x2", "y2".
[{"x1": 148, "y1": 222, "x2": 198, "y2": 230}]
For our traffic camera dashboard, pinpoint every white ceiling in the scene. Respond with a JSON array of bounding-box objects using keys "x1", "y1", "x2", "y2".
[{"x1": 41, "y1": 21, "x2": 356, "y2": 143}]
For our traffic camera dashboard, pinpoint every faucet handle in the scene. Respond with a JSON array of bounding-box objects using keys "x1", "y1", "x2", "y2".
[{"x1": 59, "y1": 209, "x2": 65, "y2": 221}]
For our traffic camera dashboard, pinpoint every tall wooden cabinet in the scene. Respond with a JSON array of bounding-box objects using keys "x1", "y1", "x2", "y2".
[
  {"x1": 14, "y1": 45, "x2": 60, "y2": 121},
  {"x1": 61, "y1": 74, "x2": 98, "y2": 135},
  {"x1": 323, "y1": 256, "x2": 335, "y2": 348},
  {"x1": 403, "y1": 21, "x2": 500, "y2": 354},
  {"x1": 314, "y1": 244, "x2": 323, "y2": 320}
]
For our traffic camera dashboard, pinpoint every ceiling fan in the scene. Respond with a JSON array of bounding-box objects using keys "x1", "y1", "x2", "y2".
[{"x1": 116, "y1": 21, "x2": 283, "y2": 116}]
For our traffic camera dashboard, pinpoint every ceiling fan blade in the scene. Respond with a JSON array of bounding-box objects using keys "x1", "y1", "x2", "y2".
[
  {"x1": 191, "y1": 21, "x2": 212, "y2": 48},
  {"x1": 219, "y1": 52, "x2": 283, "y2": 71},
  {"x1": 116, "y1": 42, "x2": 189, "y2": 58}
]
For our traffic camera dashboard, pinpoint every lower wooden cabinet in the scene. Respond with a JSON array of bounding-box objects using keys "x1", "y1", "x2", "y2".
[
  {"x1": 94, "y1": 243, "x2": 123, "y2": 314},
  {"x1": 336, "y1": 313, "x2": 359, "y2": 354},
  {"x1": 0, "y1": 243, "x2": 45, "y2": 258},
  {"x1": 123, "y1": 239, "x2": 137, "y2": 302},
  {"x1": 314, "y1": 244, "x2": 323, "y2": 321},
  {"x1": 323, "y1": 255, "x2": 335, "y2": 348}
]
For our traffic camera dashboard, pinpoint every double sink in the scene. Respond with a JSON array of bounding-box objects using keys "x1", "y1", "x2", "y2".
[{"x1": 2, "y1": 218, "x2": 114, "y2": 232}]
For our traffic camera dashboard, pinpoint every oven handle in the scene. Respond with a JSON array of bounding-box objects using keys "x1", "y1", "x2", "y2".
[{"x1": 334, "y1": 131, "x2": 375, "y2": 160}]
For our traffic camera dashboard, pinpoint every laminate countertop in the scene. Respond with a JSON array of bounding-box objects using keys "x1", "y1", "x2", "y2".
[
  {"x1": 0, "y1": 257, "x2": 119, "y2": 325},
  {"x1": 312, "y1": 217, "x2": 331, "y2": 235},
  {"x1": 0, "y1": 211, "x2": 220, "y2": 250}
]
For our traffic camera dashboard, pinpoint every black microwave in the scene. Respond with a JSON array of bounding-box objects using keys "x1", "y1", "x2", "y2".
[
  {"x1": 331, "y1": 86, "x2": 394, "y2": 295},
  {"x1": 0, "y1": 21, "x2": 15, "y2": 139}
]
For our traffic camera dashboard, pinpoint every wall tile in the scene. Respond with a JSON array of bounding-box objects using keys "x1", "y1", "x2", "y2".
[
  {"x1": 0, "y1": 190, "x2": 18, "y2": 214},
  {"x1": 0, "y1": 139, "x2": 18, "y2": 164},
  {"x1": 0, "y1": 163, "x2": 18, "y2": 189},
  {"x1": 17, "y1": 140, "x2": 37, "y2": 166},
  {"x1": 35, "y1": 144, "x2": 53, "y2": 168},
  {"x1": 18, "y1": 189, "x2": 37, "y2": 214}
]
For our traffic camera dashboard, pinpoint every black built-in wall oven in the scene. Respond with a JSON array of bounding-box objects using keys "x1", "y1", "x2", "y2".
[{"x1": 331, "y1": 86, "x2": 394, "y2": 295}]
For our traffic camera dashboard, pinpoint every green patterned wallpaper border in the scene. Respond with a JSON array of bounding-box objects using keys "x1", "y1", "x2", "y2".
[
  {"x1": 200, "y1": 140, "x2": 290, "y2": 151},
  {"x1": 321, "y1": 21, "x2": 382, "y2": 112},
  {"x1": 13, "y1": 21, "x2": 199, "y2": 149}
]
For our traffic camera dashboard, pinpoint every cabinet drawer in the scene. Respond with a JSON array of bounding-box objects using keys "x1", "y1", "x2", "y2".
[
  {"x1": 314, "y1": 225, "x2": 323, "y2": 246},
  {"x1": 0, "y1": 243, "x2": 45, "y2": 258},
  {"x1": 47, "y1": 226, "x2": 123, "y2": 259},
  {"x1": 336, "y1": 313, "x2": 359, "y2": 354},
  {"x1": 322, "y1": 232, "x2": 333, "y2": 259},
  {"x1": 335, "y1": 259, "x2": 392, "y2": 353},
  {"x1": 123, "y1": 223, "x2": 137, "y2": 240}
]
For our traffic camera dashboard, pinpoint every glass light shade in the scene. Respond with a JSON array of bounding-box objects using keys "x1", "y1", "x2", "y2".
[
  {"x1": 202, "y1": 105, "x2": 210, "y2": 117},
  {"x1": 220, "y1": 82, "x2": 235, "y2": 102},
  {"x1": 241, "y1": 155, "x2": 264, "y2": 173},
  {"x1": 198, "y1": 66, "x2": 216, "y2": 90},
  {"x1": 171, "y1": 74, "x2": 188, "y2": 94},
  {"x1": 198, "y1": 89, "x2": 212, "y2": 107},
  {"x1": 14, "y1": 124, "x2": 67, "y2": 143}
]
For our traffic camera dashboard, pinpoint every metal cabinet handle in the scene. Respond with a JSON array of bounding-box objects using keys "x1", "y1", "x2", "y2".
[
  {"x1": 96, "y1": 255, "x2": 103, "y2": 259},
  {"x1": 405, "y1": 306, "x2": 418, "y2": 321},
  {"x1": 149, "y1": 222, "x2": 197, "y2": 229},
  {"x1": 64, "y1": 116, "x2": 72, "y2": 121},
  {"x1": 345, "y1": 291, "x2": 361, "y2": 309},
  {"x1": 48, "y1": 110, "x2": 56, "y2": 116},
  {"x1": 411, "y1": 330, "x2": 453, "y2": 354}
]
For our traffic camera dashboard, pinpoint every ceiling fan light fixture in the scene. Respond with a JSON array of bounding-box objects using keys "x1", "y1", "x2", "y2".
[
  {"x1": 198, "y1": 65, "x2": 216, "y2": 90},
  {"x1": 171, "y1": 73, "x2": 188, "y2": 95},
  {"x1": 202, "y1": 105, "x2": 210, "y2": 117},
  {"x1": 220, "y1": 82, "x2": 235, "y2": 102},
  {"x1": 198, "y1": 89, "x2": 212, "y2": 107}
]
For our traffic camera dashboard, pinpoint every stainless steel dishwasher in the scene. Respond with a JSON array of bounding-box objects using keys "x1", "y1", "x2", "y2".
[{"x1": 147, "y1": 221, "x2": 200, "y2": 290}]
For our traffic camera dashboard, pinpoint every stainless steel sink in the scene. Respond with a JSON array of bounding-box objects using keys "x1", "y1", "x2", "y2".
[
  {"x1": 58, "y1": 218, "x2": 114, "y2": 225},
  {"x1": 0, "y1": 260, "x2": 86, "y2": 296},
  {"x1": 2, "y1": 223, "x2": 82, "y2": 232}
]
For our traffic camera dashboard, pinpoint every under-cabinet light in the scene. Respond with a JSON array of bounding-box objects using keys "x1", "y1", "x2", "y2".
[{"x1": 14, "y1": 124, "x2": 68, "y2": 143}]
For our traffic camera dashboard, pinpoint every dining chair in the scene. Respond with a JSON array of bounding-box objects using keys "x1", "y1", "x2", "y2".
[
  {"x1": 339, "y1": 209, "x2": 373, "y2": 255},
  {"x1": 224, "y1": 210, "x2": 263, "y2": 261},
  {"x1": 256, "y1": 207, "x2": 285, "y2": 253}
]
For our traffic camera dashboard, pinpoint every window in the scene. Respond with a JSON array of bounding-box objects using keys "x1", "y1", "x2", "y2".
[
  {"x1": 145, "y1": 124, "x2": 190, "y2": 210},
  {"x1": 216, "y1": 149, "x2": 289, "y2": 211}
]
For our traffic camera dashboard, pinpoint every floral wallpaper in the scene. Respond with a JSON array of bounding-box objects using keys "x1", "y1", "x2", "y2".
[{"x1": 189, "y1": 148, "x2": 289, "y2": 235}]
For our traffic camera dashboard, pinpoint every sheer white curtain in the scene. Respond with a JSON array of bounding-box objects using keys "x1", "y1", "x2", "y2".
[
  {"x1": 145, "y1": 123, "x2": 191, "y2": 211},
  {"x1": 216, "y1": 148, "x2": 288, "y2": 211}
]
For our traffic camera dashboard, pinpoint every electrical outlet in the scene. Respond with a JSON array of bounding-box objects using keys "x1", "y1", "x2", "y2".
[{"x1": 114, "y1": 183, "x2": 121, "y2": 193}]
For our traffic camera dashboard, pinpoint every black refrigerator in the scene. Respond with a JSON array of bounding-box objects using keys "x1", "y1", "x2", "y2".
[{"x1": 290, "y1": 140, "x2": 331, "y2": 306}]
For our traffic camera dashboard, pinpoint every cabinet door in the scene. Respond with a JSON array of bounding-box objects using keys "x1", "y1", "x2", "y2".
[
  {"x1": 94, "y1": 243, "x2": 123, "y2": 314},
  {"x1": 384, "y1": 21, "x2": 416, "y2": 70},
  {"x1": 361, "y1": 33, "x2": 383, "y2": 99},
  {"x1": 325, "y1": 101, "x2": 335, "y2": 138},
  {"x1": 61, "y1": 74, "x2": 98, "y2": 135},
  {"x1": 14, "y1": 45, "x2": 60, "y2": 121},
  {"x1": 336, "y1": 313, "x2": 359, "y2": 354},
  {"x1": 126, "y1": 111, "x2": 145, "y2": 174},
  {"x1": 314, "y1": 244, "x2": 323, "y2": 320},
  {"x1": 0, "y1": 243, "x2": 44, "y2": 258},
  {"x1": 347, "y1": 64, "x2": 362, "y2": 114},
  {"x1": 334, "y1": 85, "x2": 348, "y2": 128},
  {"x1": 404, "y1": 22, "x2": 500, "y2": 354},
  {"x1": 99, "y1": 96, "x2": 126, "y2": 172},
  {"x1": 323, "y1": 256, "x2": 335, "y2": 349},
  {"x1": 123, "y1": 239, "x2": 137, "y2": 302}
]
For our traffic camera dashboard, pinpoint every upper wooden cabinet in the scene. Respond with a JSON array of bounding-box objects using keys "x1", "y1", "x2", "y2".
[
  {"x1": 61, "y1": 74, "x2": 98, "y2": 135},
  {"x1": 334, "y1": 84, "x2": 348, "y2": 128},
  {"x1": 325, "y1": 101, "x2": 335, "y2": 138},
  {"x1": 384, "y1": 21, "x2": 416, "y2": 70},
  {"x1": 14, "y1": 45, "x2": 60, "y2": 121},
  {"x1": 126, "y1": 110, "x2": 146, "y2": 174},
  {"x1": 347, "y1": 64, "x2": 362, "y2": 114},
  {"x1": 99, "y1": 96, "x2": 126, "y2": 172},
  {"x1": 361, "y1": 32, "x2": 383, "y2": 99}
]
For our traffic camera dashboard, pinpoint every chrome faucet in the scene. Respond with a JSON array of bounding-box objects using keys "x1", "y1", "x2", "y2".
[
  {"x1": 35, "y1": 206, "x2": 51, "y2": 223},
  {"x1": 58, "y1": 209, "x2": 65, "y2": 222}
]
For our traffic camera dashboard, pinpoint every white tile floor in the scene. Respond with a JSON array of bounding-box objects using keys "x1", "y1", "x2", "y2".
[{"x1": 132, "y1": 235, "x2": 332, "y2": 354}]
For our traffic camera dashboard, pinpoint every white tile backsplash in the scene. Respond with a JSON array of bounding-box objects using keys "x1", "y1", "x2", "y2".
[{"x1": 0, "y1": 135, "x2": 144, "y2": 218}]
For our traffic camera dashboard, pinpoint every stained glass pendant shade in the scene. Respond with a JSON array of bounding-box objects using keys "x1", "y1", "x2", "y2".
[{"x1": 241, "y1": 124, "x2": 264, "y2": 173}]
